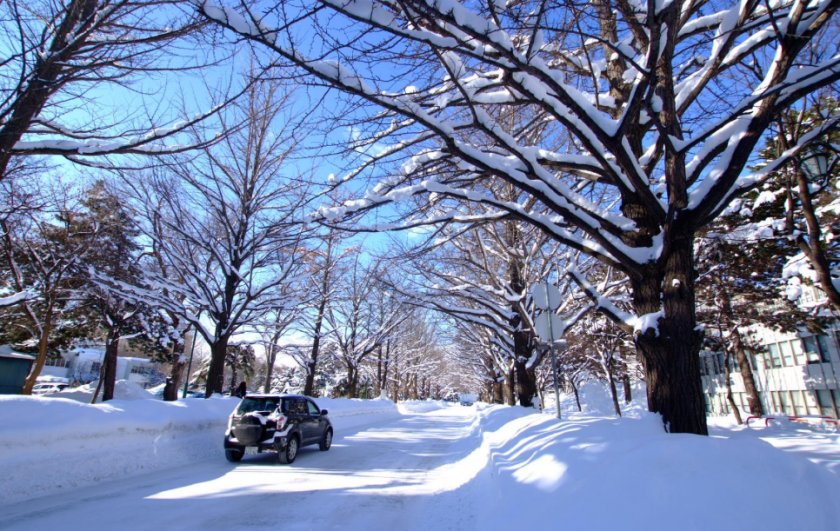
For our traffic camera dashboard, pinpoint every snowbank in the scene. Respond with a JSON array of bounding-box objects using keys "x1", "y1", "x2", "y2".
[
  {"x1": 473, "y1": 405, "x2": 840, "y2": 531},
  {"x1": 0, "y1": 392, "x2": 400, "y2": 506}
]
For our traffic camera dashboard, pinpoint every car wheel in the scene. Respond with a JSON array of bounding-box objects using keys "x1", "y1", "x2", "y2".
[
  {"x1": 225, "y1": 448, "x2": 244, "y2": 462},
  {"x1": 319, "y1": 428, "x2": 333, "y2": 451},
  {"x1": 278, "y1": 436, "x2": 299, "y2": 464}
]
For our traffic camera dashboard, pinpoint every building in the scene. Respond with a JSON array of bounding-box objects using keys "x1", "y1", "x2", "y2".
[
  {"x1": 38, "y1": 341, "x2": 165, "y2": 388},
  {"x1": 700, "y1": 286, "x2": 840, "y2": 420}
]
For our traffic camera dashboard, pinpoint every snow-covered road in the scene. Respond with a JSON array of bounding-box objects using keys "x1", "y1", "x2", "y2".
[{"x1": 0, "y1": 406, "x2": 490, "y2": 531}]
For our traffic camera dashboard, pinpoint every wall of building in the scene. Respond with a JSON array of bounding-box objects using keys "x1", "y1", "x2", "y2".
[{"x1": 701, "y1": 323, "x2": 840, "y2": 419}]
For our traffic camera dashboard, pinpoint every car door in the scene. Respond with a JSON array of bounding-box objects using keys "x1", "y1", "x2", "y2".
[
  {"x1": 304, "y1": 399, "x2": 327, "y2": 443},
  {"x1": 287, "y1": 398, "x2": 313, "y2": 444}
]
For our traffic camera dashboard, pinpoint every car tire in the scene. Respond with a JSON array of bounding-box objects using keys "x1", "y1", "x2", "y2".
[
  {"x1": 278, "y1": 435, "x2": 299, "y2": 464},
  {"x1": 225, "y1": 448, "x2": 244, "y2": 462},
  {"x1": 319, "y1": 428, "x2": 333, "y2": 451}
]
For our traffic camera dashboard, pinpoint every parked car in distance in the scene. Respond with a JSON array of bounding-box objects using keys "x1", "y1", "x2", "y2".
[
  {"x1": 224, "y1": 394, "x2": 333, "y2": 464},
  {"x1": 32, "y1": 382, "x2": 69, "y2": 395}
]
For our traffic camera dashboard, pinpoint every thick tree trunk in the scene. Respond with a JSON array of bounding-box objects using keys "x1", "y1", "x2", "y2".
[
  {"x1": 101, "y1": 328, "x2": 120, "y2": 402},
  {"x1": 206, "y1": 336, "x2": 230, "y2": 397},
  {"x1": 504, "y1": 365, "x2": 516, "y2": 405},
  {"x1": 347, "y1": 365, "x2": 357, "y2": 398},
  {"x1": 164, "y1": 360, "x2": 185, "y2": 402},
  {"x1": 514, "y1": 358, "x2": 537, "y2": 407},
  {"x1": 632, "y1": 233, "x2": 708, "y2": 435}
]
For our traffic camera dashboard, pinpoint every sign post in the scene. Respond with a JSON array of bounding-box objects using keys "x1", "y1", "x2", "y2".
[{"x1": 533, "y1": 281, "x2": 566, "y2": 419}]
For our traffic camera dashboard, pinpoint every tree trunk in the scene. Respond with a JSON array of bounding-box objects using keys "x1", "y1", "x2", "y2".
[
  {"x1": 730, "y1": 327, "x2": 763, "y2": 417},
  {"x1": 101, "y1": 327, "x2": 120, "y2": 402},
  {"x1": 514, "y1": 358, "x2": 537, "y2": 407},
  {"x1": 504, "y1": 365, "x2": 516, "y2": 406},
  {"x1": 304, "y1": 299, "x2": 327, "y2": 396},
  {"x1": 722, "y1": 346, "x2": 743, "y2": 424},
  {"x1": 717, "y1": 276, "x2": 763, "y2": 417},
  {"x1": 622, "y1": 374, "x2": 632, "y2": 404},
  {"x1": 607, "y1": 371, "x2": 621, "y2": 417},
  {"x1": 383, "y1": 342, "x2": 391, "y2": 397},
  {"x1": 22, "y1": 302, "x2": 56, "y2": 395},
  {"x1": 264, "y1": 342, "x2": 277, "y2": 393},
  {"x1": 794, "y1": 165, "x2": 840, "y2": 312},
  {"x1": 164, "y1": 358, "x2": 185, "y2": 402},
  {"x1": 571, "y1": 379, "x2": 582, "y2": 412},
  {"x1": 347, "y1": 364, "x2": 357, "y2": 398},
  {"x1": 206, "y1": 336, "x2": 230, "y2": 397},
  {"x1": 632, "y1": 233, "x2": 708, "y2": 435},
  {"x1": 375, "y1": 345, "x2": 383, "y2": 397}
]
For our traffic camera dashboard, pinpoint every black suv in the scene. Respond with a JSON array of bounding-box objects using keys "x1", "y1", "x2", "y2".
[{"x1": 224, "y1": 394, "x2": 333, "y2": 464}]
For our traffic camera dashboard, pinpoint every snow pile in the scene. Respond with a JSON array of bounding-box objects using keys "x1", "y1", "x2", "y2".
[
  {"x1": 1, "y1": 389, "x2": 838, "y2": 530},
  {"x1": 473, "y1": 405, "x2": 839, "y2": 530},
  {"x1": 0, "y1": 393, "x2": 399, "y2": 506}
]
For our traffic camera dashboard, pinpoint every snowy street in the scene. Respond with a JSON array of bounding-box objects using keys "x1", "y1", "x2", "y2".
[
  {"x1": 2, "y1": 389, "x2": 839, "y2": 531},
  {"x1": 1, "y1": 406, "x2": 489, "y2": 531}
]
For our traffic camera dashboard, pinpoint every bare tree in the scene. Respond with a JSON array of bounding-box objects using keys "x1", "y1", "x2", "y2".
[
  {"x1": 112, "y1": 79, "x2": 310, "y2": 397},
  {"x1": 0, "y1": 0, "x2": 230, "y2": 183},
  {"x1": 201, "y1": 0, "x2": 840, "y2": 434},
  {"x1": 0, "y1": 181, "x2": 97, "y2": 393},
  {"x1": 325, "y1": 256, "x2": 406, "y2": 398}
]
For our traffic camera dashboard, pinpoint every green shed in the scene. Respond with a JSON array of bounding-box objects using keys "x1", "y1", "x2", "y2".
[{"x1": 0, "y1": 349, "x2": 36, "y2": 394}]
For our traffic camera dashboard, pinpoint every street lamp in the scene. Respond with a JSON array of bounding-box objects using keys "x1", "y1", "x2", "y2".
[{"x1": 798, "y1": 143, "x2": 830, "y2": 180}]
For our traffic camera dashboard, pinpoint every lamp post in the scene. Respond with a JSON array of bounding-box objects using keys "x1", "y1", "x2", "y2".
[{"x1": 182, "y1": 330, "x2": 197, "y2": 399}]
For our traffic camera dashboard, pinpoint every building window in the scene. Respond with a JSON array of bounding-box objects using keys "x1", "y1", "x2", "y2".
[
  {"x1": 791, "y1": 391, "x2": 806, "y2": 416},
  {"x1": 801, "y1": 336, "x2": 829, "y2": 363},
  {"x1": 815, "y1": 390, "x2": 835, "y2": 417},
  {"x1": 779, "y1": 341, "x2": 795, "y2": 367},
  {"x1": 778, "y1": 392, "x2": 790, "y2": 415},
  {"x1": 767, "y1": 344, "x2": 783, "y2": 368},
  {"x1": 44, "y1": 355, "x2": 67, "y2": 368}
]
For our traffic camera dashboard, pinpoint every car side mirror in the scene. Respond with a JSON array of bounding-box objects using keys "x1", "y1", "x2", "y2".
[{"x1": 320, "y1": 409, "x2": 328, "y2": 416}]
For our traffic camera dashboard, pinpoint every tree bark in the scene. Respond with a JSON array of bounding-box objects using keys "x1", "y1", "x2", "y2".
[
  {"x1": 622, "y1": 374, "x2": 632, "y2": 404},
  {"x1": 164, "y1": 360, "x2": 185, "y2": 401},
  {"x1": 304, "y1": 298, "x2": 327, "y2": 396},
  {"x1": 632, "y1": 232, "x2": 708, "y2": 435},
  {"x1": 206, "y1": 335, "x2": 230, "y2": 398},
  {"x1": 504, "y1": 365, "x2": 516, "y2": 406},
  {"x1": 513, "y1": 358, "x2": 537, "y2": 407},
  {"x1": 722, "y1": 346, "x2": 743, "y2": 424},
  {"x1": 571, "y1": 380, "x2": 582, "y2": 412},
  {"x1": 101, "y1": 327, "x2": 120, "y2": 402},
  {"x1": 730, "y1": 328, "x2": 763, "y2": 417},
  {"x1": 607, "y1": 370, "x2": 622, "y2": 417}
]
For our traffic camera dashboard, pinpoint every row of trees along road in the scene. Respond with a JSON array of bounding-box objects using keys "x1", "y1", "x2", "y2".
[
  {"x1": 0, "y1": 0, "x2": 837, "y2": 436},
  {"x1": 199, "y1": 0, "x2": 840, "y2": 434}
]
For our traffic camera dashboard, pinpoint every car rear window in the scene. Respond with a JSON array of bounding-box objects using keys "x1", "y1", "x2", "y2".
[{"x1": 236, "y1": 397, "x2": 280, "y2": 415}]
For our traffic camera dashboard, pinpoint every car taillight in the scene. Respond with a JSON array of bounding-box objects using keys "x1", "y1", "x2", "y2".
[{"x1": 276, "y1": 415, "x2": 287, "y2": 430}]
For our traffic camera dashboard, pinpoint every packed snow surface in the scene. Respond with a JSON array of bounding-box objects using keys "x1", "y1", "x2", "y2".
[{"x1": 1, "y1": 382, "x2": 838, "y2": 530}]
